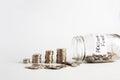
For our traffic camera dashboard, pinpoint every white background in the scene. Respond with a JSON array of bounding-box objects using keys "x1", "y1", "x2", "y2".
[{"x1": 0, "y1": 0, "x2": 120, "y2": 80}]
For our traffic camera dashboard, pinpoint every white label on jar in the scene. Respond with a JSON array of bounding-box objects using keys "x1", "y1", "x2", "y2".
[{"x1": 94, "y1": 35, "x2": 107, "y2": 54}]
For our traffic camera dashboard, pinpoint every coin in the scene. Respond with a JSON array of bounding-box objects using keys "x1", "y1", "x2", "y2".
[
  {"x1": 45, "y1": 64, "x2": 66, "y2": 70},
  {"x1": 61, "y1": 61, "x2": 80, "y2": 67},
  {"x1": 56, "y1": 48, "x2": 66, "y2": 63},
  {"x1": 23, "y1": 58, "x2": 30, "y2": 64},
  {"x1": 32, "y1": 54, "x2": 41, "y2": 63},
  {"x1": 85, "y1": 52, "x2": 118, "y2": 63},
  {"x1": 25, "y1": 63, "x2": 45, "y2": 70},
  {"x1": 25, "y1": 66, "x2": 40, "y2": 70},
  {"x1": 45, "y1": 50, "x2": 53, "y2": 63}
]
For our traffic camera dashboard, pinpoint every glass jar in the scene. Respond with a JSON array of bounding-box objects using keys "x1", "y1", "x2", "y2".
[{"x1": 72, "y1": 34, "x2": 120, "y2": 63}]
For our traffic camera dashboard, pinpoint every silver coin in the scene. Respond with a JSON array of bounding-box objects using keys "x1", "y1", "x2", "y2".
[{"x1": 23, "y1": 58, "x2": 30, "y2": 64}]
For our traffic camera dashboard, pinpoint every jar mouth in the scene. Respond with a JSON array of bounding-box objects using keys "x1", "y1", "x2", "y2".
[{"x1": 72, "y1": 36, "x2": 86, "y2": 62}]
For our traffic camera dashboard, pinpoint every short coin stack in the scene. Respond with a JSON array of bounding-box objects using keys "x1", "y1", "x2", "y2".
[
  {"x1": 56, "y1": 48, "x2": 66, "y2": 63},
  {"x1": 32, "y1": 54, "x2": 41, "y2": 63},
  {"x1": 45, "y1": 50, "x2": 54, "y2": 63},
  {"x1": 23, "y1": 58, "x2": 30, "y2": 64}
]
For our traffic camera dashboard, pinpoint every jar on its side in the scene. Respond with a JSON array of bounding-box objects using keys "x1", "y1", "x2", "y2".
[{"x1": 72, "y1": 34, "x2": 120, "y2": 63}]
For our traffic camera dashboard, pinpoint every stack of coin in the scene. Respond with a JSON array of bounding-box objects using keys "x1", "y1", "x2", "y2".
[
  {"x1": 56, "y1": 48, "x2": 66, "y2": 63},
  {"x1": 23, "y1": 58, "x2": 30, "y2": 64},
  {"x1": 45, "y1": 50, "x2": 54, "y2": 63},
  {"x1": 32, "y1": 54, "x2": 41, "y2": 63}
]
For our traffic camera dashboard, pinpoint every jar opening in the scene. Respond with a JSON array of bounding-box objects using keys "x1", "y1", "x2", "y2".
[{"x1": 72, "y1": 36, "x2": 86, "y2": 62}]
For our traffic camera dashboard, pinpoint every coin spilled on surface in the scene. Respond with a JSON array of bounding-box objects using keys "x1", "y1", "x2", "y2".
[
  {"x1": 23, "y1": 48, "x2": 80, "y2": 70},
  {"x1": 25, "y1": 62, "x2": 80, "y2": 70}
]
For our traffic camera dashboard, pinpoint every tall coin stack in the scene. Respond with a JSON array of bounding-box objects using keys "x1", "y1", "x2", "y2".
[
  {"x1": 32, "y1": 54, "x2": 41, "y2": 63},
  {"x1": 56, "y1": 48, "x2": 66, "y2": 63},
  {"x1": 45, "y1": 50, "x2": 54, "y2": 63}
]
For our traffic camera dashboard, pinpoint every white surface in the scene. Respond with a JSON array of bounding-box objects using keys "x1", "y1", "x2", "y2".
[
  {"x1": 1, "y1": 61, "x2": 120, "y2": 80},
  {"x1": 0, "y1": 0, "x2": 120, "y2": 80}
]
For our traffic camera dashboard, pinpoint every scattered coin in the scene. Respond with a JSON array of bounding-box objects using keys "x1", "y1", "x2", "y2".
[
  {"x1": 45, "y1": 64, "x2": 66, "y2": 70},
  {"x1": 62, "y1": 61, "x2": 80, "y2": 67},
  {"x1": 32, "y1": 63, "x2": 45, "y2": 69},
  {"x1": 25, "y1": 63, "x2": 45, "y2": 70},
  {"x1": 25, "y1": 66, "x2": 40, "y2": 70}
]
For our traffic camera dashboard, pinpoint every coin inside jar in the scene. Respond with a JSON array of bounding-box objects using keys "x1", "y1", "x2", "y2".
[{"x1": 85, "y1": 52, "x2": 118, "y2": 63}]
